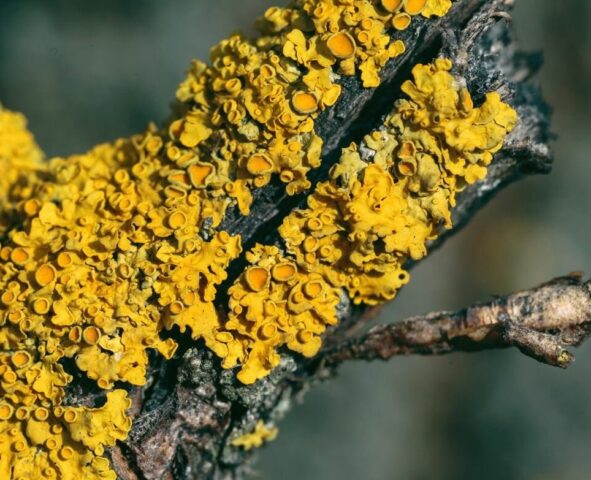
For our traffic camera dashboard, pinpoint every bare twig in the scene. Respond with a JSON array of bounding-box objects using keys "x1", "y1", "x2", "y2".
[{"x1": 322, "y1": 275, "x2": 591, "y2": 369}]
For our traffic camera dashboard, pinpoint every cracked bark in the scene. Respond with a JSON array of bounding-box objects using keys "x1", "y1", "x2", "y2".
[{"x1": 99, "y1": 1, "x2": 583, "y2": 479}]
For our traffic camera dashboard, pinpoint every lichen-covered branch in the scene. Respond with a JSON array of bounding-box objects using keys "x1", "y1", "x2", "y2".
[
  {"x1": 113, "y1": 4, "x2": 555, "y2": 475},
  {"x1": 0, "y1": 0, "x2": 559, "y2": 479},
  {"x1": 321, "y1": 275, "x2": 591, "y2": 370}
]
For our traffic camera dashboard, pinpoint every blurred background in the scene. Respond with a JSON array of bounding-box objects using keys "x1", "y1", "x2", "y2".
[{"x1": 1, "y1": 0, "x2": 590, "y2": 478}]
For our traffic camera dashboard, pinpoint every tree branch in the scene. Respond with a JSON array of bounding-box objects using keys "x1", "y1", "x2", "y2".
[
  {"x1": 103, "y1": 1, "x2": 556, "y2": 479},
  {"x1": 0, "y1": 0, "x2": 568, "y2": 477},
  {"x1": 322, "y1": 275, "x2": 591, "y2": 370}
]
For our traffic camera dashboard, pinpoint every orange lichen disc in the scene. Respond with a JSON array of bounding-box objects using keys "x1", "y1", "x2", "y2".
[
  {"x1": 11, "y1": 351, "x2": 31, "y2": 368},
  {"x1": 398, "y1": 158, "x2": 417, "y2": 176},
  {"x1": 34, "y1": 407, "x2": 49, "y2": 421},
  {"x1": 23, "y1": 199, "x2": 41, "y2": 216},
  {"x1": 392, "y1": 13, "x2": 412, "y2": 30},
  {"x1": 59, "y1": 447, "x2": 74, "y2": 460},
  {"x1": 398, "y1": 141, "x2": 416, "y2": 158},
  {"x1": 187, "y1": 162, "x2": 213, "y2": 187},
  {"x1": 291, "y1": 91, "x2": 319, "y2": 114},
  {"x1": 245, "y1": 267, "x2": 270, "y2": 292},
  {"x1": 404, "y1": 0, "x2": 427, "y2": 15},
  {"x1": 35, "y1": 263, "x2": 57, "y2": 287},
  {"x1": 272, "y1": 263, "x2": 297, "y2": 282},
  {"x1": 0, "y1": 403, "x2": 14, "y2": 420},
  {"x1": 246, "y1": 154, "x2": 274, "y2": 175},
  {"x1": 326, "y1": 32, "x2": 357, "y2": 59},
  {"x1": 168, "y1": 211, "x2": 188, "y2": 229},
  {"x1": 56, "y1": 252, "x2": 73, "y2": 268},
  {"x1": 69, "y1": 326, "x2": 82, "y2": 343},
  {"x1": 1, "y1": 290, "x2": 16, "y2": 305},
  {"x1": 303, "y1": 281, "x2": 323, "y2": 299},
  {"x1": 82, "y1": 326, "x2": 101, "y2": 345},
  {"x1": 62, "y1": 409, "x2": 78, "y2": 424},
  {"x1": 381, "y1": 0, "x2": 403, "y2": 12},
  {"x1": 10, "y1": 247, "x2": 29, "y2": 265},
  {"x1": 169, "y1": 301, "x2": 184, "y2": 315},
  {"x1": 259, "y1": 323, "x2": 278, "y2": 339}
]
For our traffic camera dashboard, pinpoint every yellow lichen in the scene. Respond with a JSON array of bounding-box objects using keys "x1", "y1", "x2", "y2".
[
  {"x1": 0, "y1": 119, "x2": 241, "y2": 475},
  {"x1": 326, "y1": 32, "x2": 357, "y2": 60},
  {"x1": 404, "y1": 0, "x2": 428, "y2": 15},
  {"x1": 393, "y1": 12, "x2": 412, "y2": 30},
  {"x1": 422, "y1": 0, "x2": 453, "y2": 17},
  {"x1": 279, "y1": 58, "x2": 517, "y2": 306},
  {"x1": 208, "y1": 52, "x2": 518, "y2": 376},
  {"x1": 231, "y1": 420, "x2": 278, "y2": 451},
  {"x1": 203, "y1": 59, "x2": 516, "y2": 386},
  {"x1": 291, "y1": 91, "x2": 320, "y2": 115},
  {"x1": 219, "y1": 245, "x2": 340, "y2": 384},
  {"x1": 0, "y1": 106, "x2": 45, "y2": 238},
  {"x1": 220, "y1": 58, "x2": 516, "y2": 377},
  {"x1": 0, "y1": 0, "x2": 486, "y2": 474},
  {"x1": 64, "y1": 391, "x2": 132, "y2": 456},
  {"x1": 173, "y1": 0, "x2": 453, "y2": 206},
  {"x1": 381, "y1": 0, "x2": 403, "y2": 13},
  {"x1": 279, "y1": 163, "x2": 417, "y2": 305},
  {"x1": 0, "y1": 351, "x2": 131, "y2": 480}
]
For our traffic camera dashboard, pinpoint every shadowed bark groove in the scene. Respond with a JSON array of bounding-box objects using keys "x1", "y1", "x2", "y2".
[{"x1": 102, "y1": 1, "x2": 573, "y2": 479}]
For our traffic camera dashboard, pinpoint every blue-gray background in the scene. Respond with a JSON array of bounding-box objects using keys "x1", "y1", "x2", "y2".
[{"x1": 1, "y1": 1, "x2": 589, "y2": 478}]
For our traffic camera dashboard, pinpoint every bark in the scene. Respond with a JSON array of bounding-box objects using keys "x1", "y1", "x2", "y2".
[
  {"x1": 323, "y1": 274, "x2": 591, "y2": 369},
  {"x1": 102, "y1": 1, "x2": 574, "y2": 479}
]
